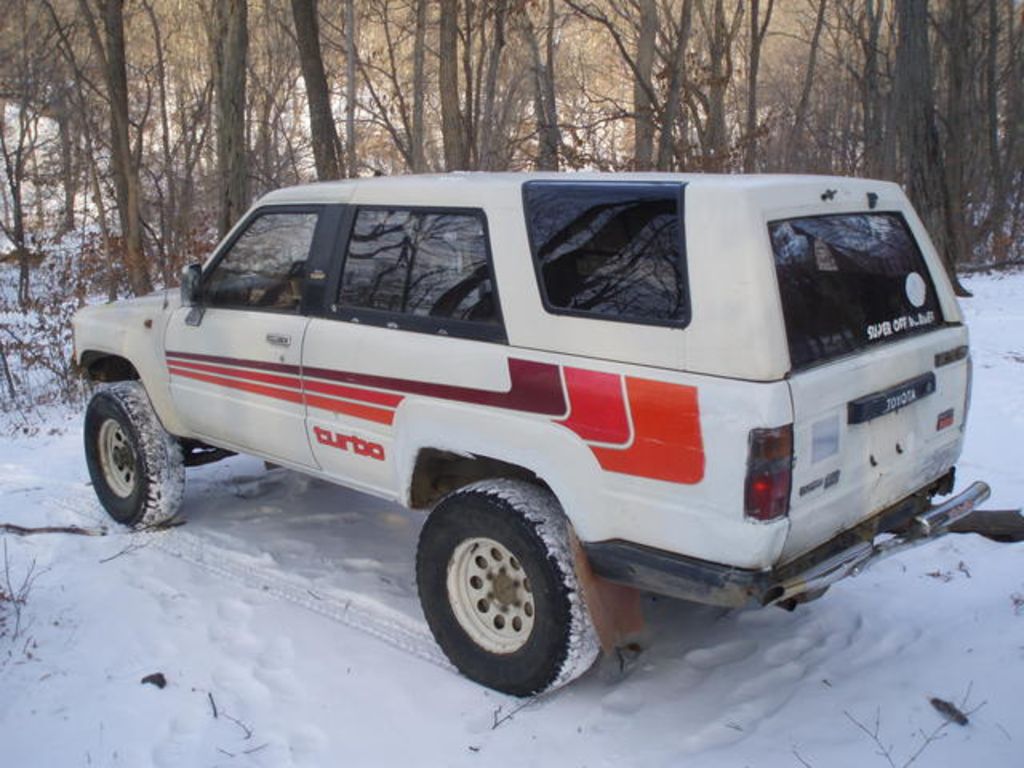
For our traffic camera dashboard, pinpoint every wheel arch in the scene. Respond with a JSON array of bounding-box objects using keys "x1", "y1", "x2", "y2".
[
  {"x1": 80, "y1": 351, "x2": 140, "y2": 382},
  {"x1": 392, "y1": 400, "x2": 610, "y2": 542}
]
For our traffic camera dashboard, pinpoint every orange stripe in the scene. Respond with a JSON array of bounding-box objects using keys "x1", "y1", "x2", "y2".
[
  {"x1": 168, "y1": 366, "x2": 304, "y2": 405},
  {"x1": 304, "y1": 393, "x2": 396, "y2": 425},
  {"x1": 590, "y1": 377, "x2": 705, "y2": 485},
  {"x1": 302, "y1": 377, "x2": 404, "y2": 407}
]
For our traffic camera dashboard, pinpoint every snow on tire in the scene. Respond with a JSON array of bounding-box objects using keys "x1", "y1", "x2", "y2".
[
  {"x1": 84, "y1": 381, "x2": 185, "y2": 528},
  {"x1": 416, "y1": 479, "x2": 600, "y2": 696}
]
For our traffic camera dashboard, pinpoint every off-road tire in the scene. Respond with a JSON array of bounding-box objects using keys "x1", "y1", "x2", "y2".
[
  {"x1": 416, "y1": 479, "x2": 599, "y2": 696},
  {"x1": 84, "y1": 381, "x2": 185, "y2": 527}
]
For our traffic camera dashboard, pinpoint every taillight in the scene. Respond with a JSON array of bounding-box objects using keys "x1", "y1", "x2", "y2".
[{"x1": 744, "y1": 425, "x2": 793, "y2": 522}]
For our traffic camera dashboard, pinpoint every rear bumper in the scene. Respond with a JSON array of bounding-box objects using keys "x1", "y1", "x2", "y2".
[{"x1": 583, "y1": 480, "x2": 991, "y2": 609}]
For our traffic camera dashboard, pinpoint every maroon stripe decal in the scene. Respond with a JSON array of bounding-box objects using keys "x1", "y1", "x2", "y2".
[
  {"x1": 170, "y1": 358, "x2": 303, "y2": 392},
  {"x1": 302, "y1": 358, "x2": 566, "y2": 416},
  {"x1": 166, "y1": 350, "x2": 300, "y2": 376},
  {"x1": 167, "y1": 350, "x2": 567, "y2": 417}
]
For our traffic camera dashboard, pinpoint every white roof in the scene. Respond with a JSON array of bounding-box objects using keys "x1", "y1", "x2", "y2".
[{"x1": 256, "y1": 171, "x2": 901, "y2": 207}]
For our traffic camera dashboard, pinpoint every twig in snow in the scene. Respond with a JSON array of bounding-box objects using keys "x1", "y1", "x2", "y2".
[
  {"x1": 845, "y1": 682, "x2": 985, "y2": 768},
  {"x1": 243, "y1": 743, "x2": 268, "y2": 755},
  {"x1": 99, "y1": 538, "x2": 151, "y2": 564},
  {"x1": 222, "y1": 712, "x2": 253, "y2": 740},
  {"x1": 792, "y1": 747, "x2": 814, "y2": 768},
  {"x1": 492, "y1": 697, "x2": 539, "y2": 730},
  {"x1": 208, "y1": 692, "x2": 219, "y2": 719},
  {"x1": 844, "y1": 707, "x2": 898, "y2": 768},
  {"x1": 1, "y1": 523, "x2": 106, "y2": 537},
  {"x1": 2, "y1": 539, "x2": 41, "y2": 640}
]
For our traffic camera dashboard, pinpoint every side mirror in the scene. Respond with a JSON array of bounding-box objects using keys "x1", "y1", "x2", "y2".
[{"x1": 180, "y1": 263, "x2": 201, "y2": 307}]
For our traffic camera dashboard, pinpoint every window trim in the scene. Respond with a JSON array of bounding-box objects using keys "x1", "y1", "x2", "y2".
[
  {"x1": 521, "y1": 180, "x2": 692, "y2": 329},
  {"x1": 325, "y1": 204, "x2": 508, "y2": 344},
  {"x1": 200, "y1": 204, "x2": 328, "y2": 315}
]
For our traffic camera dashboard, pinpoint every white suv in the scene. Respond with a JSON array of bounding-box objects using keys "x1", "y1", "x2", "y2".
[{"x1": 73, "y1": 173, "x2": 990, "y2": 695}]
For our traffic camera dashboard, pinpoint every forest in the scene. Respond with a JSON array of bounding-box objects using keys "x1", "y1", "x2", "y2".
[{"x1": 0, "y1": 0, "x2": 1022, "y2": 413}]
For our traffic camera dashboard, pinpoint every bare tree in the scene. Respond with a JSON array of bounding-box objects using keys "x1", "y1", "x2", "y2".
[
  {"x1": 70, "y1": 0, "x2": 153, "y2": 296},
  {"x1": 896, "y1": 0, "x2": 969, "y2": 295},
  {"x1": 439, "y1": 0, "x2": 468, "y2": 170},
  {"x1": 211, "y1": 0, "x2": 250, "y2": 236},
  {"x1": 291, "y1": 0, "x2": 343, "y2": 181},
  {"x1": 743, "y1": 0, "x2": 775, "y2": 172}
]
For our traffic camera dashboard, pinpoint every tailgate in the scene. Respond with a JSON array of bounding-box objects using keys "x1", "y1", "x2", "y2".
[
  {"x1": 784, "y1": 329, "x2": 968, "y2": 560},
  {"x1": 768, "y1": 211, "x2": 969, "y2": 561}
]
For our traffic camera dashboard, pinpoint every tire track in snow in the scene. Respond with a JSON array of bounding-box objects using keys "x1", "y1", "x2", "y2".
[{"x1": 51, "y1": 492, "x2": 452, "y2": 671}]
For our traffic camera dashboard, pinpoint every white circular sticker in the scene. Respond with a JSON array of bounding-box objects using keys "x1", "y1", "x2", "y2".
[{"x1": 905, "y1": 272, "x2": 927, "y2": 308}]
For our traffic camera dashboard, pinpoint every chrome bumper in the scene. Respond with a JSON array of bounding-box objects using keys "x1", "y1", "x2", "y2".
[{"x1": 763, "y1": 481, "x2": 991, "y2": 606}]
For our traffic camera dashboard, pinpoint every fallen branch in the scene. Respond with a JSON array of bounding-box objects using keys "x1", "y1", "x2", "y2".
[
  {"x1": 1, "y1": 523, "x2": 107, "y2": 537},
  {"x1": 950, "y1": 509, "x2": 1024, "y2": 542}
]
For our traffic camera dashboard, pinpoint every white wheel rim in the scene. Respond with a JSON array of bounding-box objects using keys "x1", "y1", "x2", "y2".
[
  {"x1": 98, "y1": 419, "x2": 137, "y2": 498},
  {"x1": 446, "y1": 537, "x2": 536, "y2": 654}
]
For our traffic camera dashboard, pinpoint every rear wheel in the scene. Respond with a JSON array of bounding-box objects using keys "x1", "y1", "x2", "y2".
[
  {"x1": 84, "y1": 382, "x2": 185, "y2": 527},
  {"x1": 416, "y1": 479, "x2": 599, "y2": 696}
]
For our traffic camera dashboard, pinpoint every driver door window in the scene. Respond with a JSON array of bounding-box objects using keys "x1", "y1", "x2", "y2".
[{"x1": 204, "y1": 212, "x2": 319, "y2": 312}]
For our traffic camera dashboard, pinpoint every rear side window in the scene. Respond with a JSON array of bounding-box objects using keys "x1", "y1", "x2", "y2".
[
  {"x1": 337, "y1": 208, "x2": 501, "y2": 339},
  {"x1": 770, "y1": 213, "x2": 943, "y2": 370},
  {"x1": 523, "y1": 182, "x2": 688, "y2": 326}
]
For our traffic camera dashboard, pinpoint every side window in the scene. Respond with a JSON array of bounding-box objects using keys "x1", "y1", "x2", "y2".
[
  {"x1": 204, "y1": 212, "x2": 319, "y2": 312},
  {"x1": 523, "y1": 182, "x2": 688, "y2": 326},
  {"x1": 339, "y1": 208, "x2": 499, "y2": 327}
]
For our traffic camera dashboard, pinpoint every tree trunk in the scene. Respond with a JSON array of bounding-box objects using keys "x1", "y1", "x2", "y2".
[
  {"x1": 86, "y1": 0, "x2": 152, "y2": 295},
  {"x1": 698, "y1": 0, "x2": 743, "y2": 171},
  {"x1": 633, "y1": 0, "x2": 657, "y2": 170},
  {"x1": 56, "y1": 100, "x2": 76, "y2": 236},
  {"x1": 743, "y1": 0, "x2": 773, "y2": 173},
  {"x1": 787, "y1": 0, "x2": 827, "y2": 169},
  {"x1": 896, "y1": 0, "x2": 970, "y2": 295},
  {"x1": 658, "y1": 0, "x2": 693, "y2": 170},
  {"x1": 291, "y1": 0, "x2": 342, "y2": 181},
  {"x1": 525, "y1": 0, "x2": 563, "y2": 170},
  {"x1": 862, "y1": 0, "x2": 886, "y2": 178},
  {"x1": 345, "y1": 0, "x2": 357, "y2": 177},
  {"x1": 411, "y1": 0, "x2": 428, "y2": 172},
  {"x1": 212, "y1": 0, "x2": 250, "y2": 237},
  {"x1": 439, "y1": 0, "x2": 468, "y2": 170},
  {"x1": 942, "y1": 0, "x2": 973, "y2": 282},
  {"x1": 479, "y1": 0, "x2": 508, "y2": 170}
]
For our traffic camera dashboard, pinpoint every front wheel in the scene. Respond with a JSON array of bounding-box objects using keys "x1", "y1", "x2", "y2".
[
  {"x1": 416, "y1": 479, "x2": 600, "y2": 696},
  {"x1": 84, "y1": 381, "x2": 185, "y2": 527}
]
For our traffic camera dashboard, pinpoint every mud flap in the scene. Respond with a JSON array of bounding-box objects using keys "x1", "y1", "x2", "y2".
[{"x1": 571, "y1": 533, "x2": 646, "y2": 652}]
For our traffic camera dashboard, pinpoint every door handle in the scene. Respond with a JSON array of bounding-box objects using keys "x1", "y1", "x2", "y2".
[{"x1": 266, "y1": 333, "x2": 292, "y2": 347}]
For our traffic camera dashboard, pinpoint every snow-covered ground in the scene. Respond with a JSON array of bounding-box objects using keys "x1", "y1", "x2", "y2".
[{"x1": 1, "y1": 271, "x2": 1021, "y2": 767}]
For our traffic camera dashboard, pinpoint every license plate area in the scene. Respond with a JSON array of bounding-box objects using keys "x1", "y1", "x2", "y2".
[{"x1": 847, "y1": 372, "x2": 935, "y2": 425}]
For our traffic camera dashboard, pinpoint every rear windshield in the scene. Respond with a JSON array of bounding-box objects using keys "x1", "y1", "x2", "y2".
[{"x1": 769, "y1": 213, "x2": 943, "y2": 370}]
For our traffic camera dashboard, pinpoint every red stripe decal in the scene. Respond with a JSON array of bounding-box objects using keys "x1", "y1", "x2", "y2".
[
  {"x1": 166, "y1": 350, "x2": 706, "y2": 485},
  {"x1": 169, "y1": 366, "x2": 304, "y2": 405},
  {"x1": 167, "y1": 350, "x2": 300, "y2": 376},
  {"x1": 170, "y1": 359, "x2": 303, "y2": 392},
  {"x1": 558, "y1": 368, "x2": 631, "y2": 445}
]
